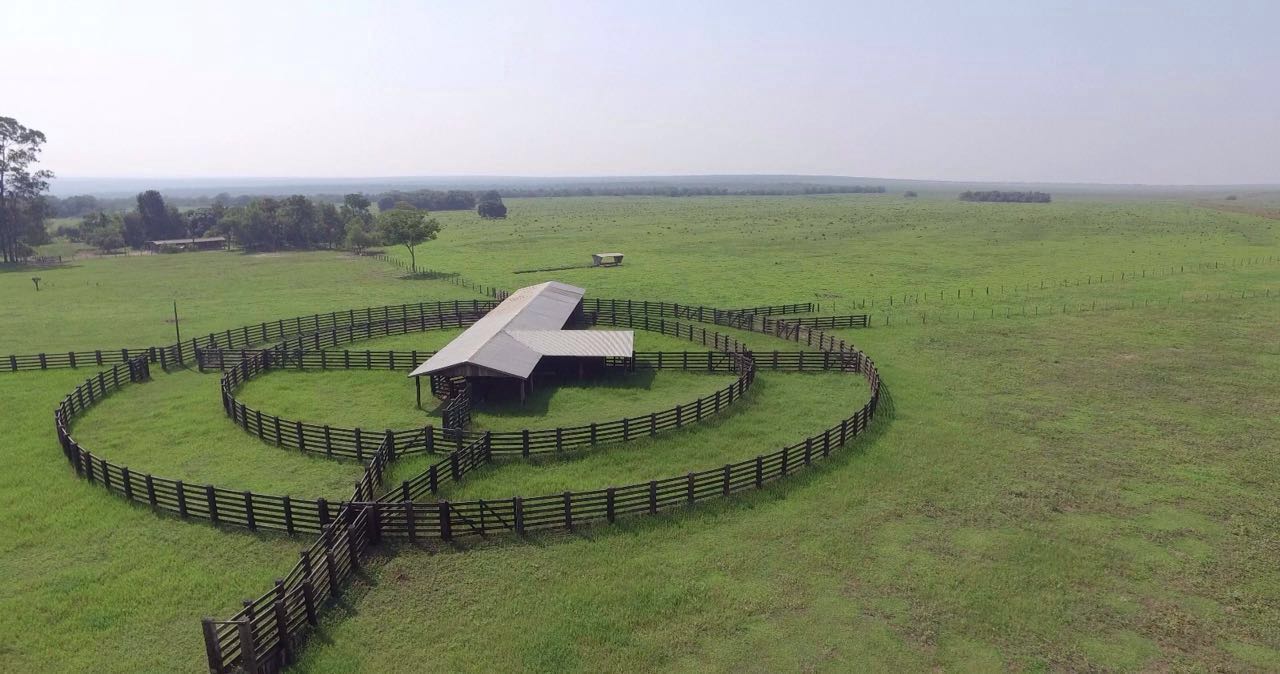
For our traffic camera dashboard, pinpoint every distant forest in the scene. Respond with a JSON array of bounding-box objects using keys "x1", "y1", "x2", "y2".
[
  {"x1": 959, "y1": 190, "x2": 1052, "y2": 203},
  {"x1": 28, "y1": 180, "x2": 890, "y2": 255},
  {"x1": 44, "y1": 183, "x2": 888, "y2": 217}
]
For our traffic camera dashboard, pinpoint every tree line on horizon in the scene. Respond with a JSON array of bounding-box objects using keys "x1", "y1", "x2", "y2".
[
  {"x1": 3, "y1": 113, "x2": 887, "y2": 264},
  {"x1": 959, "y1": 190, "x2": 1052, "y2": 203},
  {"x1": 0, "y1": 112, "x2": 505, "y2": 263},
  {"x1": 42, "y1": 182, "x2": 888, "y2": 219},
  {"x1": 59, "y1": 191, "x2": 465, "y2": 259}
]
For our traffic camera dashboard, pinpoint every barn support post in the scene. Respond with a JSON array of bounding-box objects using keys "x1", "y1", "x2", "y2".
[{"x1": 415, "y1": 376, "x2": 422, "y2": 409}]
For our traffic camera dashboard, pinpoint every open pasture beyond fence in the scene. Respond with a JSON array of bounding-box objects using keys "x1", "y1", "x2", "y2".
[{"x1": 12, "y1": 291, "x2": 882, "y2": 674}]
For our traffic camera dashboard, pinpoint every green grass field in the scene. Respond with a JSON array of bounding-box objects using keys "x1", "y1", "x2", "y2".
[{"x1": 2, "y1": 195, "x2": 1279, "y2": 671}]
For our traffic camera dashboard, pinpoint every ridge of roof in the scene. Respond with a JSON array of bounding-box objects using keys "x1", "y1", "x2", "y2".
[{"x1": 408, "y1": 281, "x2": 593, "y2": 379}]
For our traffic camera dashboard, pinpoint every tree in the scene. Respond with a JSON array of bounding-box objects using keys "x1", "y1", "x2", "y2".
[
  {"x1": 904, "y1": 190, "x2": 918, "y2": 198},
  {"x1": 277, "y1": 195, "x2": 319, "y2": 247},
  {"x1": 236, "y1": 197, "x2": 282, "y2": 250},
  {"x1": 478, "y1": 200, "x2": 507, "y2": 218},
  {"x1": 343, "y1": 193, "x2": 371, "y2": 212},
  {"x1": 131, "y1": 190, "x2": 186, "y2": 242},
  {"x1": 11, "y1": 195, "x2": 51, "y2": 248},
  {"x1": 345, "y1": 221, "x2": 380, "y2": 254},
  {"x1": 377, "y1": 207, "x2": 440, "y2": 273},
  {"x1": 121, "y1": 211, "x2": 146, "y2": 248},
  {"x1": 477, "y1": 190, "x2": 507, "y2": 219},
  {"x1": 339, "y1": 193, "x2": 373, "y2": 244},
  {"x1": 318, "y1": 202, "x2": 344, "y2": 248},
  {"x1": 0, "y1": 117, "x2": 54, "y2": 263},
  {"x1": 186, "y1": 207, "x2": 221, "y2": 237},
  {"x1": 86, "y1": 227, "x2": 125, "y2": 253}
]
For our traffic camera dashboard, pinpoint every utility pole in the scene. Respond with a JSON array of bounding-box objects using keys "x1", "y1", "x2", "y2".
[{"x1": 173, "y1": 300, "x2": 182, "y2": 345}]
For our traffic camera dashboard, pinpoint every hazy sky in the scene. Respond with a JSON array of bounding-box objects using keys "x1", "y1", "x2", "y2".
[{"x1": 4, "y1": 0, "x2": 1278, "y2": 184}]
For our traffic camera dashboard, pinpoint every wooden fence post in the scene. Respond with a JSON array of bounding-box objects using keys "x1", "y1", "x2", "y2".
[
  {"x1": 439, "y1": 501, "x2": 453, "y2": 541},
  {"x1": 201, "y1": 618, "x2": 224, "y2": 674},
  {"x1": 273, "y1": 598, "x2": 293, "y2": 664},
  {"x1": 366, "y1": 504, "x2": 381, "y2": 545},
  {"x1": 205, "y1": 485, "x2": 219, "y2": 525},
  {"x1": 513, "y1": 497, "x2": 525, "y2": 536},
  {"x1": 244, "y1": 491, "x2": 256, "y2": 531},
  {"x1": 323, "y1": 530, "x2": 340, "y2": 596},
  {"x1": 236, "y1": 620, "x2": 257, "y2": 672},
  {"x1": 301, "y1": 580, "x2": 318, "y2": 626}
]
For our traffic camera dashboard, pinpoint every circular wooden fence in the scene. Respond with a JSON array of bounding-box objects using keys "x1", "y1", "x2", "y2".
[{"x1": 21, "y1": 295, "x2": 880, "y2": 674}]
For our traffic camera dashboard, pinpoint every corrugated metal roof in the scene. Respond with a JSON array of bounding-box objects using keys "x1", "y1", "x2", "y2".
[
  {"x1": 507, "y1": 330, "x2": 633, "y2": 357},
  {"x1": 148, "y1": 237, "x2": 227, "y2": 245},
  {"x1": 410, "y1": 281, "x2": 630, "y2": 379}
]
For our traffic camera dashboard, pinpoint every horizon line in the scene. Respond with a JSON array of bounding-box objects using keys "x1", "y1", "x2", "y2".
[{"x1": 48, "y1": 173, "x2": 1280, "y2": 190}]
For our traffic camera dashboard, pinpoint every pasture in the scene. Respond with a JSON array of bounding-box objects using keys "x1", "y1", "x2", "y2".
[{"x1": 1, "y1": 194, "x2": 1278, "y2": 672}]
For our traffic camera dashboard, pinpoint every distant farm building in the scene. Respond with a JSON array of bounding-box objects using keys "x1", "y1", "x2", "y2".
[
  {"x1": 592, "y1": 252, "x2": 623, "y2": 267},
  {"x1": 145, "y1": 237, "x2": 228, "y2": 253},
  {"x1": 409, "y1": 281, "x2": 633, "y2": 402}
]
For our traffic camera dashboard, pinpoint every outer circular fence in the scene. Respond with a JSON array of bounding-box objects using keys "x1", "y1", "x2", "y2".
[{"x1": 20, "y1": 295, "x2": 878, "y2": 674}]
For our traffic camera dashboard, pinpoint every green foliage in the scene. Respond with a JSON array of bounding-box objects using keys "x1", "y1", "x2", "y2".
[
  {"x1": 959, "y1": 190, "x2": 1051, "y2": 203},
  {"x1": 85, "y1": 227, "x2": 125, "y2": 253},
  {"x1": 377, "y1": 207, "x2": 439, "y2": 272},
  {"x1": 0, "y1": 116, "x2": 54, "y2": 263},
  {"x1": 344, "y1": 220, "x2": 380, "y2": 253},
  {"x1": 477, "y1": 190, "x2": 508, "y2": 219},
  {"x1": 374, "y1": 189, "x2": 475, "y2": 212}
]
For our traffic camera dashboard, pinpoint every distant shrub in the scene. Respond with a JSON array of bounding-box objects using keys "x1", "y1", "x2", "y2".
[
  {"x1": 1225, "y1": 195, "x2": 1238, "y2": 200},
  {"x1": 959, "y1": 190, "x2": 1051, "y2": 203},
  {"x1": 54, "y1": 224, "x2": 82, "y2": 241},
  {"x1": 904, "y1": 191, "x2": 918, "y2": 198},
  {"x1": 86, "y1": 228, "x2": 125, "y2": 253},
  {"x1": 477, "y1": 190, "x2": 508, "y2": 219}
]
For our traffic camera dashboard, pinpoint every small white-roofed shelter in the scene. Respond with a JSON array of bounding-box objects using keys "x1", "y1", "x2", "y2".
[{"x1": 591, "y1": 252, "x2": 623, "y2": 266}]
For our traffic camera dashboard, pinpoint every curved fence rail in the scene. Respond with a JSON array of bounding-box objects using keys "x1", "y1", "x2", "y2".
[
  {"x1": 366, "y1": 369, "x2": 873, "y2": 541},
  {"x1": 214, "y1": 306, "x2": 762, "y2": 459},
  {"x1": 13, "y1": 286, "x2": 878, "y2": 674},
  {"x1": 773, "y1": 314, "x2": 870, "y2": 329},
  {"x1": 51, "y1": 357, "x2": 400, "y2": 673},
  {"x1": 51, "y1": 361, "x2": 400, "y2": 536},
  {"x1": 5, "y1": 347, "x2": 158, "y2": 372},
  {"x1": 1, "y1": 297, "x2": 816, "y2": 373},
  {"x1": 217, "y1": 348, "x2": 755, "y2": 459},
  {"x1": 3, "y1": 298, "x2": 502, "y2": 373},
  {"x1": 202, "y1": 299, "x2": 882, "y2": 674}
]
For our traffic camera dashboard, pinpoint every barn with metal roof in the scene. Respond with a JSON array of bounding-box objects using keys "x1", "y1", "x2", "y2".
[{"x1": 409, "y1": 281, "x2": 633, "y2": 402}]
